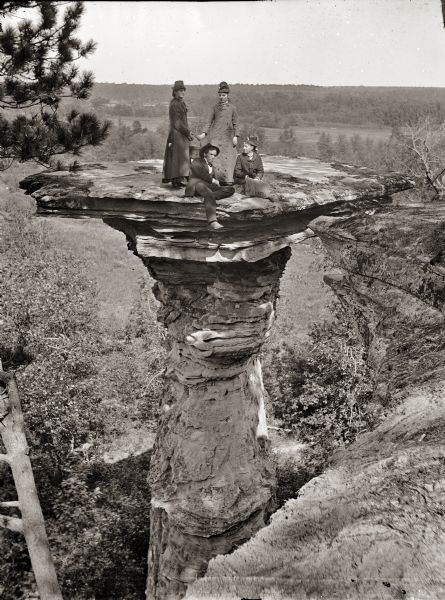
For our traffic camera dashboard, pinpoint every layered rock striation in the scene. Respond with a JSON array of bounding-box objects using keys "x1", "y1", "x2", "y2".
[
  {"x1": 20, "y1": 158, "x2": 414, "y2": 600},
  {"x1": 312, "y1": 208, "x2": 445, "y2": 398},
  {"x1": 145, "y1": 249, "x2": 290, "y2": 599}
]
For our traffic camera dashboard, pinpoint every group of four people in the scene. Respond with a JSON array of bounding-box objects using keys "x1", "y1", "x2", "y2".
[{"x1": 162, "y1": 80, "x2": 264, "y2": 229}]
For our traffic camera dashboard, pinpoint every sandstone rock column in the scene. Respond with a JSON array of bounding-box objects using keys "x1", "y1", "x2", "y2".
[
  {"x1": 144, "y1": 249, "x2": 290, "y2": 599},
  {"x1": 19, "y1": 158, "x2": 414, "y2": 600}
]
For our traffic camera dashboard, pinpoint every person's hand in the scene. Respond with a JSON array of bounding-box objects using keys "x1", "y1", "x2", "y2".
[
  {"x1": 232, "y1": 136, "x2": 238, "y2": 146},
  {"x1": 197, "y1": 133, "x2": 206, "y2": 140},
  {"x1": 212, "y1": 178, "x2": 220, "y2": 186},
  {"x1": 188, "y1": 134, "x2": 194, "y2": 142}
]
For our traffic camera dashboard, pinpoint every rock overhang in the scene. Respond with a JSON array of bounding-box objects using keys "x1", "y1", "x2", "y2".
[{"x1": 19, "y1": 157, "x2": 415, "y2": 263}]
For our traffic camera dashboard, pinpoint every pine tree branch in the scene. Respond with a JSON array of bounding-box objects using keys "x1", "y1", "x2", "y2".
[
  {"x1": 0, "y1": 1, "x2": 108, "y2": 164},
  {"x1": 0, "y1": 98, "x2": 41, "y2": 108}
]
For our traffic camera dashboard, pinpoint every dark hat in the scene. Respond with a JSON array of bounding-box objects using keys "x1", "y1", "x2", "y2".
[
  {"x1": 172, "y1": 80, "x2": 186, "y2": 93},
  {"x1": 245, "y1": 135, "x2": 259, "y2": 149},
  {"x1": 199, "y1": 143, "x2": 220, "y2": 158},
  {"x1": 218, "y1": 81, "x2": 230, "y2": 94}
]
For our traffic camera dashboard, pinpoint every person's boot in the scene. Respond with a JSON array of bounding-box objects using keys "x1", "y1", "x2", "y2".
[{"x1": 172, "y1": 177, "x2": 186, "y2": 188}]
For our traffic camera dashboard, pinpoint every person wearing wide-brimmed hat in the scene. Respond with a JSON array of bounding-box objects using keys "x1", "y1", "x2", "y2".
[
  {"x1": 162, "y1": 80, "x2": 194, "y2": 188},
  {"x1": 234, "y1": 135, "x2": 270, "y2": 198},
  {"x1": 196, "y1": 81, "x2": 239, "y2": 185},
  {"x1": 184, "y1": 143, "x2": 235, "y2": 229},
  {"x1": 234, "y1": 136, "x2": 264, "y2": 183}
]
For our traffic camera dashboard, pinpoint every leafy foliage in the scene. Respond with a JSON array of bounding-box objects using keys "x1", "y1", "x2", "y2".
[
  {"x1": 317, "y1": 131, "x2": 334, "y2": 161},
  {"x1": 81, "y1": 121, "x2": 165, "y2": 163},
  {"x1": 0, "y1": 1, "x2": 109, "y2": 168},
  {"x1": 265, "y1": 302, "x2": 376, "y2": 449},
  {"x1": 0, "y1": 170, "x2": 165, "y2": 598}
]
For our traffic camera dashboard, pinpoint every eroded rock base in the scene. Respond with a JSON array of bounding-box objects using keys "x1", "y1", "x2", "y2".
[
  {"x1": 185, "y1": 381, "x2": 445, "y2": 600},
  {"x1": 145, "y1": 249, "x2": 291, "y2": 599}
]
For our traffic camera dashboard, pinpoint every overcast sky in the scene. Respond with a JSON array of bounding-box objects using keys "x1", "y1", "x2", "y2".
[{"x1": 77, "y1": 0, "x2": 445, "y2": 87}]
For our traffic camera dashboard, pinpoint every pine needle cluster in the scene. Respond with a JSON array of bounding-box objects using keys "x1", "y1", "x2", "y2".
[{"x1": 0, "y1": 1, "x2": 109, "y2": 168}]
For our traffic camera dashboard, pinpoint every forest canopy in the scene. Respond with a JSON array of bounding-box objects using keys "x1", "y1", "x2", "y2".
[{"x1": 87, "y1": 82, "x2": 445, "y2": 128}]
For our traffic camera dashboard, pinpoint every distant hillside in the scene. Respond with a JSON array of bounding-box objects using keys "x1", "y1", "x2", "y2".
[{"x1": 91, "y1": 83, "x2": 445, "y2": 127}]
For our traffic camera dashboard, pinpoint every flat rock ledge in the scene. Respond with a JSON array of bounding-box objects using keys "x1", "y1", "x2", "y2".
[{"x1": 20, "y1": 157, "x2": 413, "y2": 263}]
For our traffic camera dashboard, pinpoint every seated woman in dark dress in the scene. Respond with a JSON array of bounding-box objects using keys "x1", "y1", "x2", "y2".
[
  {"x1": 234, "y1": 136, "x2": 264, "y2": 183},
  {"x1": 234, "y1": 136, "x2": 270, "y2": 197}
]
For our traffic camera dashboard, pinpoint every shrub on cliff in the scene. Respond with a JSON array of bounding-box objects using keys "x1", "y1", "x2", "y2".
[{"x1": 265, "y1": 302, "x2": 375, "y2": 450}]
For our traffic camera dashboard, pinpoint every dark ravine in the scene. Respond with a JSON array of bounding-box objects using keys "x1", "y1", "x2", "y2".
[{"x1": 20, "y1": 157, "x2": 420, "y2": 600}]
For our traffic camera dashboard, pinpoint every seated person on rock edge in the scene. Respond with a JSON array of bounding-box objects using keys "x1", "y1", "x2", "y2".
[
  {"x1": 234, "y1": 136, "x2": 270, "y2": 198},
  {"x1": 234, "y1": 136, "x2": 264, "y2": 182},
  {"x1": 184, "y1": 143, "x2": 235, "y2": 230}
]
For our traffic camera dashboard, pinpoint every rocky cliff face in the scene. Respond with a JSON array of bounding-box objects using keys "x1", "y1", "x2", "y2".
[
  {"x1": 20, "y1": 158, "x2": 418, "y2": 600},
  {"x1": 313, "y1": 209, "x2": 445, "y2": 399},
  {"x1": 186, "y1": 200, "x2": 445, "y2": 600},
  {"x1": 187, "y1": 380, "x2": 445, "y2": 600}
]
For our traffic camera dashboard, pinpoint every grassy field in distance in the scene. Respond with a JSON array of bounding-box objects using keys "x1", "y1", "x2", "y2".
[
  {"x1": 262, "y1": 124, "x2": 392, "y2": 143},
  {"x1": 107, "y1": 114, "x2": 202, "y2": 131},
  {"x1": 105, "y1": 114, "x2": 391, "y2": 146}
]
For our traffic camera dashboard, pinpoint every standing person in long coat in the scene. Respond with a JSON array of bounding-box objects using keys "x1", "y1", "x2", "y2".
[
  {"x1": 162, "y1": 80, "x2": 194, "y2": 188},
  {"x1": 197, "y1": 82, "x2": 239, "y2": 185}
]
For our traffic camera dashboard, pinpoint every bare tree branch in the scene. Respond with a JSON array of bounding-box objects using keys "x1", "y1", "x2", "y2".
[
  {"x1": 0, "y1": 500, "x2": 20, "y2": 508},
  {"x1": 401, "y1": 118, "x2": 445, "y2": 198},
  {"x1": 0, "y1": 514, "x2": 24, "y2": 533}
]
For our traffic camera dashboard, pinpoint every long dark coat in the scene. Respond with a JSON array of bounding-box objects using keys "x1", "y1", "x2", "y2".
[{"x1": 162, "y1": 98, "x2": 192, "y2": 181}]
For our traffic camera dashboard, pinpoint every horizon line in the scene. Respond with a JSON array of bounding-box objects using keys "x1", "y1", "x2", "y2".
[{"x1": 93, "y1": 82, "x2": 445, "y2": 90}]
